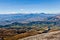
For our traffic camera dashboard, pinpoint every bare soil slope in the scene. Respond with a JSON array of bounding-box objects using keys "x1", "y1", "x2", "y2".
[{"x1": 19, "y1": 31, "x2": 60, "y2": 40}]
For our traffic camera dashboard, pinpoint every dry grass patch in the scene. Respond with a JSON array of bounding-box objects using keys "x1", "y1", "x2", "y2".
[{"x1": 4, "y1": 29, "x2": 40, "y2": 40}]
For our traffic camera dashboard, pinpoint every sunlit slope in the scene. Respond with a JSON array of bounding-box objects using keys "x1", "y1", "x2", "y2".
[{"x1": 19, "y1": 31, "x2": 60, "y2": 40}]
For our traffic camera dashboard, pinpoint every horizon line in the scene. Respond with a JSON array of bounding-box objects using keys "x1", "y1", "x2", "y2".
[{"x1": 0, "y1": 13, "x2": 59, "y2": 14}]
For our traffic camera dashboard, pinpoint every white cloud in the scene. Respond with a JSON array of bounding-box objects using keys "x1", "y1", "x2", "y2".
[
  {"x1": 20, "y1": 9, "x2": 24, "y2": 11},
  {"x1": 0, "y1": 12, "x2": 18, "y2": 14}
]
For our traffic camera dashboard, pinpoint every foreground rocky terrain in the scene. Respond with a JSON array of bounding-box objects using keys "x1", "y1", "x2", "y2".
[{"x1": 19, "y1": 31, "x2": 60, "y2": 40}]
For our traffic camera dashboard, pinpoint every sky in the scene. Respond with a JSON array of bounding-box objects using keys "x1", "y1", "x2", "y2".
[{"x1": 0, "y1": 0, "x2": 60, "y2": 14}]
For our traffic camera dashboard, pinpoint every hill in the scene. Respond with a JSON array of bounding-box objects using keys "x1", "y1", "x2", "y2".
[
  {"x1": 19, "y1": 30, "x2": 60, "y2": 40},
  {"x1": 0, "y1": 13, "x2": 56, "y2": 25}
]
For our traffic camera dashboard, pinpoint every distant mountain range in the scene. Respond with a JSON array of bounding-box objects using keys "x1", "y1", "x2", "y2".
[{"x1": 0, "y1": 13, "x2": 60, "y2": 27}]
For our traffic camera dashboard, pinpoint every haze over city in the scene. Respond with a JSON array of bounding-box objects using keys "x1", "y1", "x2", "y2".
[{"x1": 0, "y1": 0, "x2": 60, "y2": 14}]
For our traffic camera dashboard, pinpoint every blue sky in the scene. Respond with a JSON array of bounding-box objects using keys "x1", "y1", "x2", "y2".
[{"x1": 0, "y1": 0, "x2": 60, "y2": 14}]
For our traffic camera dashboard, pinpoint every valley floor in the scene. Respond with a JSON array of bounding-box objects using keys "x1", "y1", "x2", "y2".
[{"x1": 19, "y1": 31, "x2": 60, "y2": 40}]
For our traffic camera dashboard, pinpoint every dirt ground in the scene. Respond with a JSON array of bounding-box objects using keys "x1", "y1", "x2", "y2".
[{"x1": 19, "y1": 31, "x2": 60, "y2": 40}]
